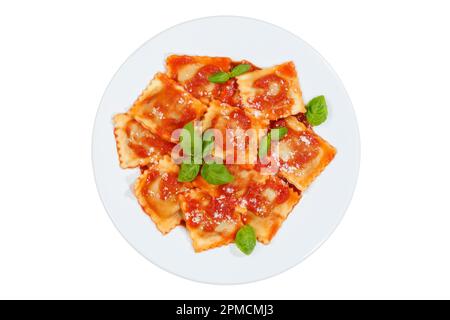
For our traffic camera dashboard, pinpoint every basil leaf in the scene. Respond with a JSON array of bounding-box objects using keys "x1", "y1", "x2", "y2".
[
  {"x1": 201, "y1": 163, "x2": 234, "y2": 185},
  {"x1": 306, "y1": 95, "x2": 328, "y2": 126},
  {"x1": 179, "y1": 122, "x2": 194, "y2": 155},
  {"x1": 209, "y1": 64, "x2": 251, "y2": 83},
  {"x1": 258, "y1": 127, "x2": 288, "y2": 158},
  {"x1": 180, "y1": 121, "x2": 203, "y2": 163},
  {"x1": 202, "y1": 130, "x2": 215, "y2": 157},
  {"x1": 202, "y1": 139, "x2": 214, "y2": 157},
  {"x1": 271, "y1": 127, "x2": 288, "y2": 140},
  {"x1": 208, "y1": 71, "x2": 230, "y2": 84},
  {"x1": 178, "y1": 163, "x2": 200, "y2": 182},
  {"x1": 258, "y1": 134, "x2": 271, "y2": 159},
  {"x1": 230, "y1": 64, "x2": 251, "y2": 77},
  {"x1": 235, "y1": 225, "x2": 256, "y2": 255}
]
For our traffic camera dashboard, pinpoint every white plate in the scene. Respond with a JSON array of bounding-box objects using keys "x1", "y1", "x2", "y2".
[{"x1": 92, "y1": 16, "x2": 360, "y2": 284}]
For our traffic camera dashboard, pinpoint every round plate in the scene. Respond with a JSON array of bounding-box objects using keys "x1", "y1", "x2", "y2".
[{"x1": 92, "y1": 16, "x2": 360, "y2": 284}]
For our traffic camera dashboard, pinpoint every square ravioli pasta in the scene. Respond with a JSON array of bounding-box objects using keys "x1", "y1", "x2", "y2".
[
  {"x1": 129, "y1": 73, "x2": 207, "y2": 143},
  {"x1": 166, "y1": 55, "x2": 260, "y2": 106},
  {"x1": 238, "y1": 171, "x2": 300, "y2": 244},
  {"x1": 166, "y1": 55, "x2": 233, "y2": 103},
  {"x1": 134, "y1": 156, "x2": 191, "y2": 234},
  {"x1": 178, "y1": 186, "x2": 245, "y2": 252},
  {"x1": 113, "y1": 113, "x2": 175, "y2": 168},
  {"x1": 202, "y1": 100, "x2": 269, "y2": 164},
  {"x1": 273, "y1": 116, "x2": 336, "y2": 191},
  {"x1": 236, "y1": 61, "x2": 306, "y2": 120},
  {"x1": 190, "y1": 167, "x2": 300, "y2": 245}
]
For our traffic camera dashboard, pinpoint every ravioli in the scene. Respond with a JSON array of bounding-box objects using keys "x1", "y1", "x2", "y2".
[
  {"x1": 191, "y1": 165, "x2": 255, "y2": 198},
  {"x1": 113, "y1": 113, "x2": 174, "y2": 168},
  {"x1": 166, "y1": 55, "x2": 233, "y2": 103},
  {"x1": 202, "y1": 100, "x2": 268, "y2": 164},
  {"x1": 239, "y1": 173, "x2": 300, "y2": 244},
  {"x1": 273, "y1": 116, "x2": 336, "y2": 191},
  {"x1": 236, "y1": 61, "x2": 306, "y2": 120},
  {"x1": 134, "y1": 156, "x2": 190, "y2": 234},
  {"x1": 178, "y1": 187, "x2": 245, "y2": 252},
  {"x1": 191, "y1": 167, "x2": 299, "y2": 245},
  {"x1": 129, "y1": 73, "x2": 207, "y2": 143}
]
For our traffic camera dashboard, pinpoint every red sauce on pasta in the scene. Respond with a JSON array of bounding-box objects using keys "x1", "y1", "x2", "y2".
[
  {"x1": 184, "y1": 187, "x2": 239, "y2": 232},
  {"x1": 159, "y1": 172, "x2": 182, "y2": 200},
  {"x1": 141, "y1": 170, "x2": 182, "y2": 201},
  {"x1": 272, "y1": 118, "x2": 288, "y2": 130},
  {"x1": 277, "y1": 62, "x2": 296, "y2": 78},
  {"x1": 166, "y1": 55, "x2": 194, "y2": 72},
  {"x1": 248, "y1": 74, "x2": 292, "y2": 118},
  {"x1": 215, "y1": 61, "x2": 260, "y2": 106},
  {"x1": 217, "y1": 78, "x2": 240, "y2": 106},
  {"x1": 144, "y1": 80, "x2": 199, "y2": 138},
  {"x1": 185, "y1": 64, "x2": 222, "y2": 98},
  {"x1": 283, "y1": 130, "x2": 319, "y2": 167},
  {"x1": 266, "y1": 179, "x2": 290, "y2": 204},
  {"x1": 243, "y1": 177, "x2": 290, "y2": 216},
  {"x1": 125, "y1": 120, "x2": 174, "y2": 157},
  {"x1": 272, "y1": 119, "x2": 319, "y2": 167},
  {"x1": 295, "y1": 112, "x2": 311, "y2": 128},
  {"x1": 228, "y1": 109, "x2": 252, "y2": 130},
  {"x1": 185, "y1": 64, "x2": 243, "y2": 106}
]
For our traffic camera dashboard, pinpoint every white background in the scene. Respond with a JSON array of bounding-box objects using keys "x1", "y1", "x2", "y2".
[{"x1": 0, "y1": 0, "x2": 449, "y2": 300}]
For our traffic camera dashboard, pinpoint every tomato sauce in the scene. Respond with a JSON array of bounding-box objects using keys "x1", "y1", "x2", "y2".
[
  {"x1": 271, "y1": 118, "x2": 288, "y2": 130},
  {"x1": 166, "y1": 55, "x2": 194, "y2": 75},
  {"x1": 217, "y1": 78, "x2": 240, "y2": 106},
  {"x1": 140, "y1": 170, "x2": 158, "y2": 199},
  {"x1": 227, "y1": 109, "x2": 253, "y2": 163},
  {"x1": 284, "y1": 130, "x2": 320, "y2": 167},
  {"x1": 184, "y1": 64, "x2": 244, "y2": 106},
  {"x1": 215, "y1": 60, "x2": 260, "y2": 106},
  {"x1": 248, "y1": 74, "x2": 292, "y2": 118},
  {"x1": 277, "y1": 62, "x2": 296, "y2": 78},
  {"x1": 141, "y1": 170, "x2": 182, "y2": 201},
  {"x1": 183, "y1": 63, "x2": 246, "y2": 106},
  {"x1": 266, "y1": 179, "x2": 290, "y2": 204},
  {"x1": 125, "y1": 120, "x2": 174, "y2": 157},
  {"x1": 185, "y1": 64, "x2": 222, "y2": 98},
  {"x1": 143, "y1": 79, "x2": 198, "y2": 139},
  {"x1": 253, "y1": 160, "x2": 268, "y2": 172},
  {"x1": 243, "y1": 177, "x2": 290, "y2": 216},
  {"x1": 161, "y1": 108, "x2": 197, "y2": 138},
  {"x1": 184, "y1": 188, "x2": 239, "y2": 232},
  {"x1": 228, "y1": 109, "x2": 252, "y2": 130},
  {"x1": 209, "y1": 108, "x2": 253, "y2": 163},
  {"x1": 295, "y1": 112, "x2": 310, "y2": 128},
  {"x1": 159, "y1": 172, "x2": 182, "y2": 200},
  {"x1": 272, "y1": 119, "x2": 319, "y2": 167}
]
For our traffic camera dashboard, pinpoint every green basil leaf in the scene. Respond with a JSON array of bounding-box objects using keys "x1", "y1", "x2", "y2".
[
  {"x1": 201, "y1": 163, "x2": 234, "y2": 185},
  {"x1": 230, "y1": 64, "x2": 251, "y2": 77},
  {"x1": 271, "y1": 127, "x2": 288, "y2": 140},
  {"x1": 179, "y1": 122, "x2": 194, "y2": 155},
  {"x1": 202, "y1": 130, "x2": 215, "y2": 157},
  {"x1": 258, "y1": 127, "x2": 288, "y2": 159},
  {"x1": 208, "y1": 71, "x2": 230, "y2": 84},
  {"x1": 306, "y1": 95, "x2": 328, "y2": 126},
  {"x1": 178, "y1": 163, "x2": 200, "y2": 182},
  {"x1": 202, "y1": 139, "x2": 214, "y2": 157},
  {"x1": 235, "y1": 225, "x2": 256, "y2": 255},
  {"x1": 180, "y1": 121, "x2": 203, "y2": 163},
  {"x1": 258, "y1": 134, "x2": 271, "y2": 159}
]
